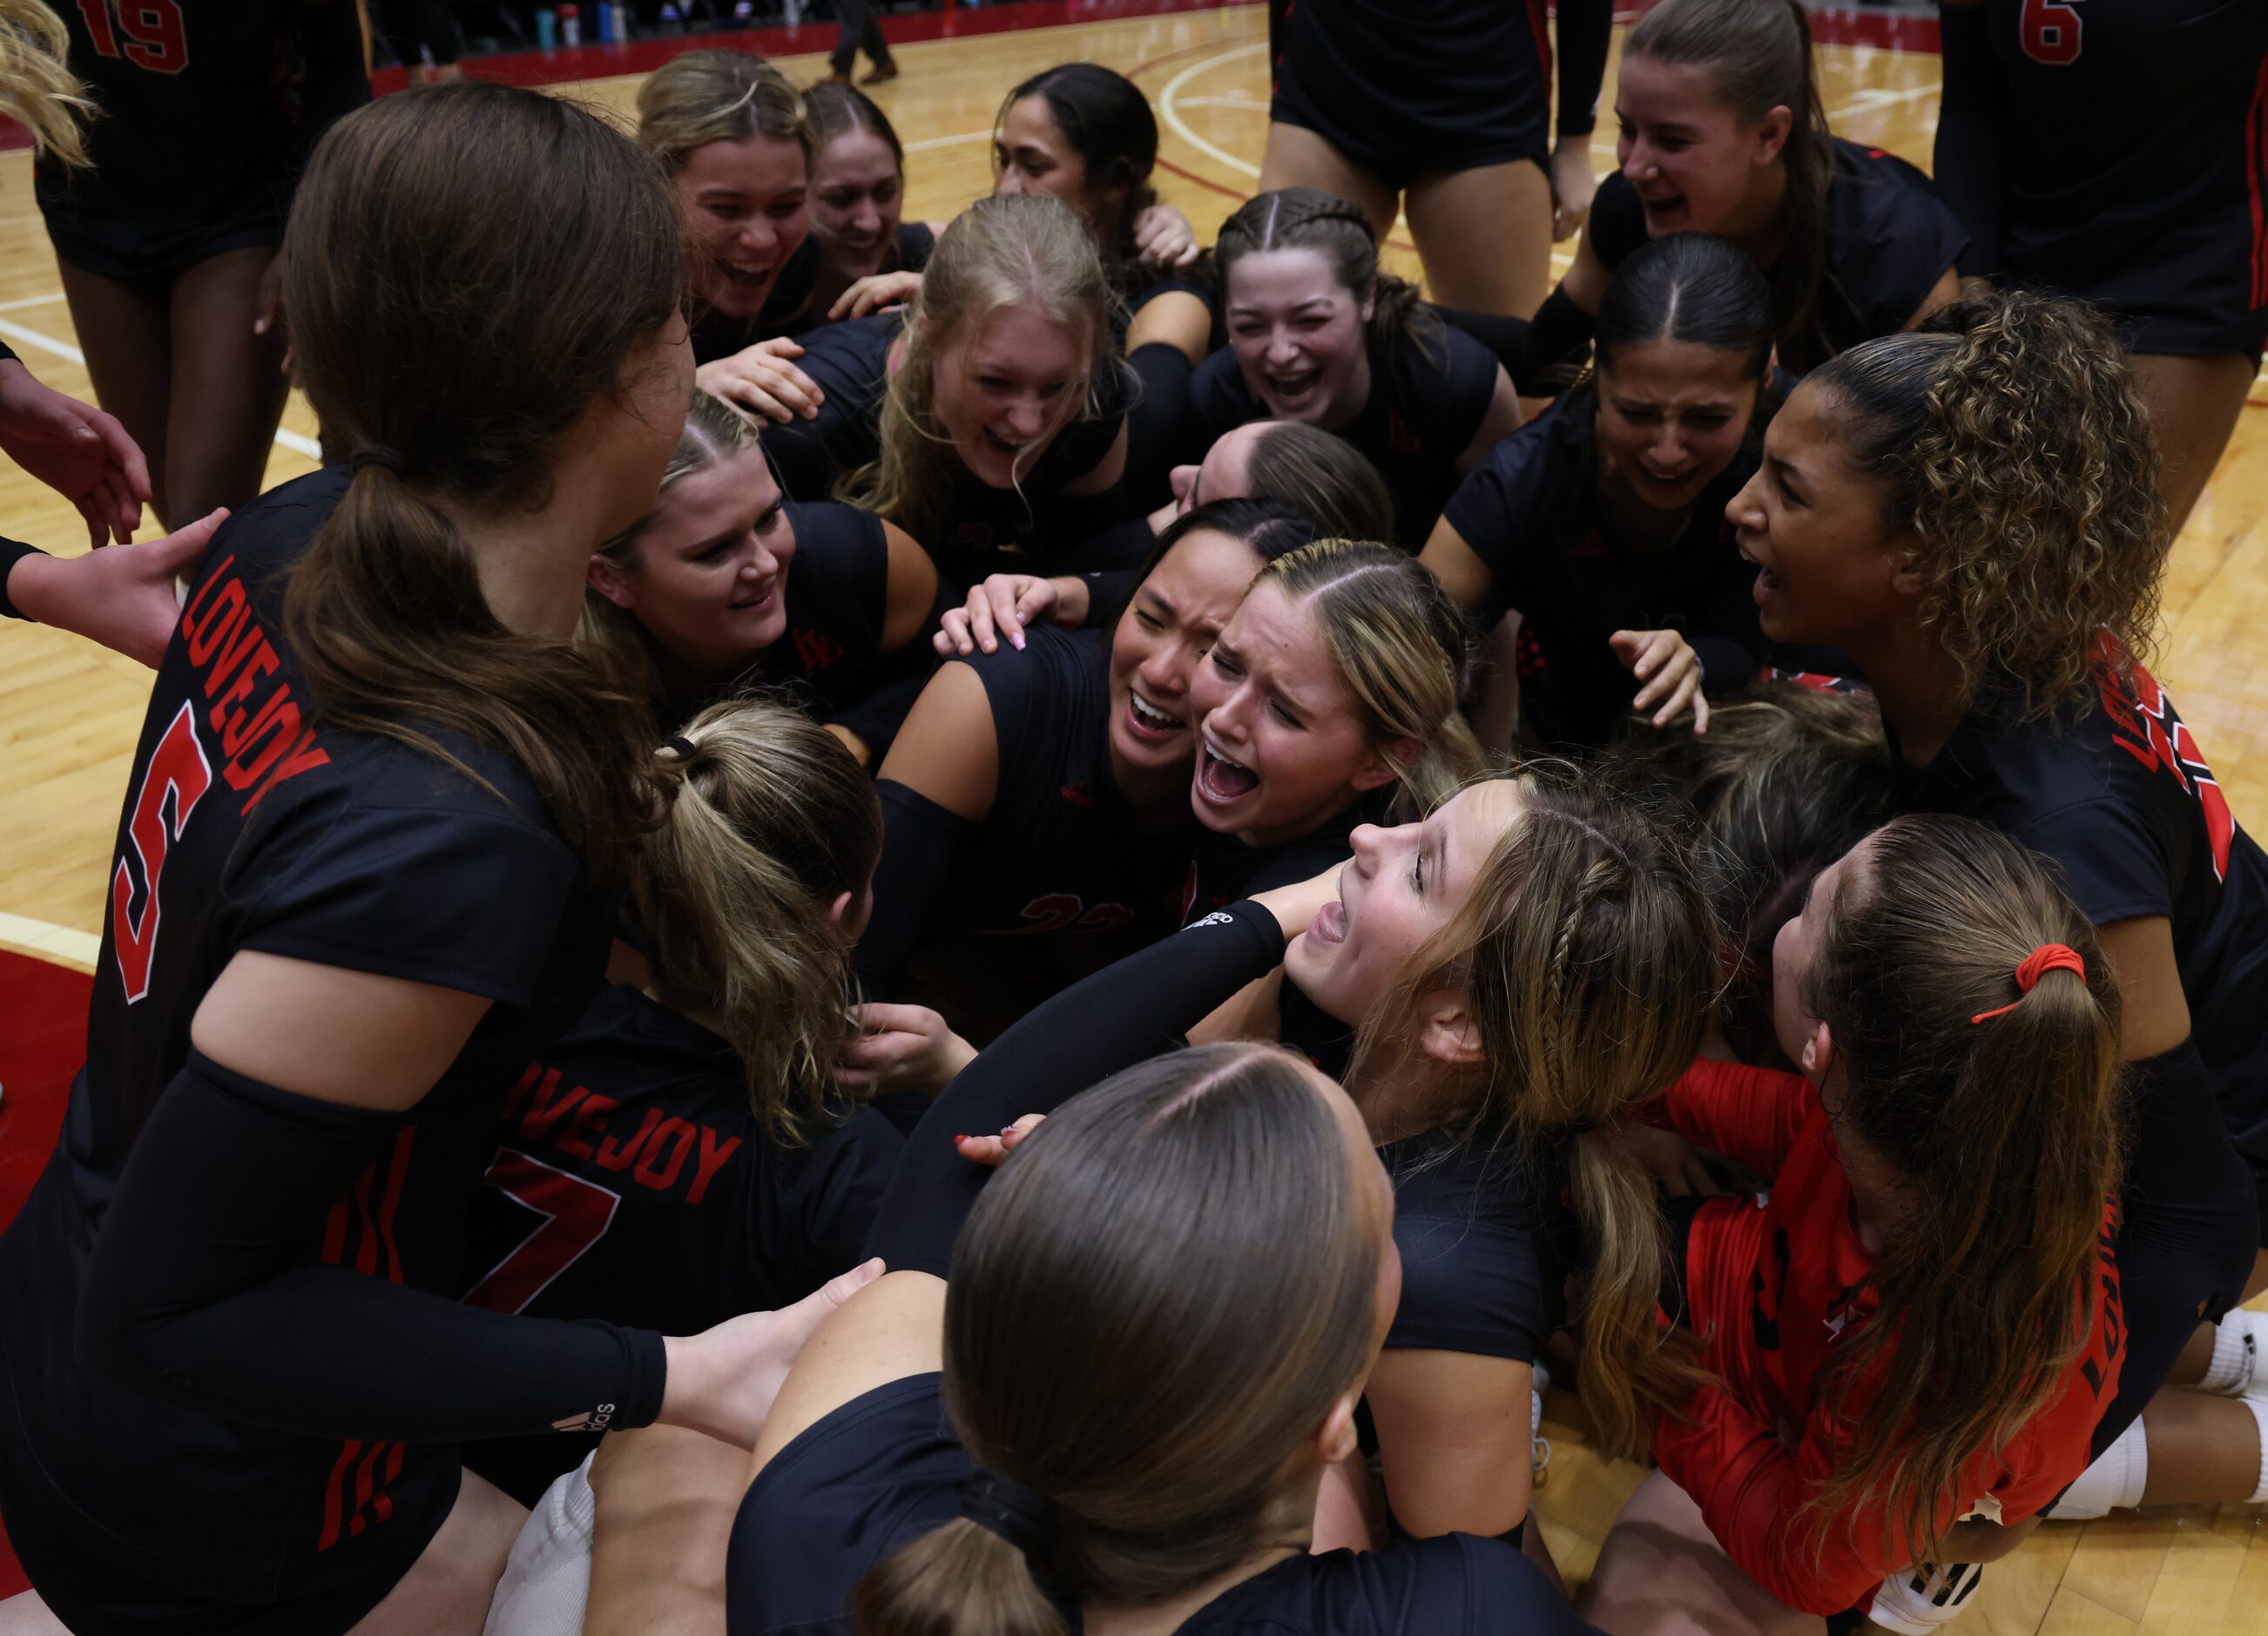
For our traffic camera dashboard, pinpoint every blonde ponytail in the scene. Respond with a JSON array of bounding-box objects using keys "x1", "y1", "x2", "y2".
[{"x1": 631, "y1": 700, "x2": 882, "y2": 1141}]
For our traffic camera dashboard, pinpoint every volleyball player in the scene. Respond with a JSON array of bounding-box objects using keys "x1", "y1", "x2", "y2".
[
  {"x1": 731, "y1": 1020, "x2": 1586, "y2": 1633},
  {"x1": 1424, "y1": 233, "x2": 1780, "y2": 750},
  {"x1": 1264, "y1": 0, "x2": 1613, "y2": 319},
  {"x1": 462, "y1": 703, "x2": 903, "y2": 1506},
  {"x1": 852, "y1": 503, "x2": 1320, "y2": 1017},
  {"x1": 1190, "y1": 188, "x2": 1523, "y2": 551},
  {"x1": 0, "y1": 85, "x2": 856, "y2": 1633},
  {"x1": 1934, "y1": 0, "x2": 2268, "y2": 531},
  {"x1": 638, "y1": 51, "x2": 828, "y2": 427},
  {"x1": 939, "y1": 419, "x2": 1393, "y2": 657},
  {"x1": 1180, "y1": 539, "x2": 1484, "y2": 923},
  {"x1": 580, "y1": 392, "x2": 944, "y2": 761},
  {"x1": 757, "y1": 85, "x2": 939, "y2": 338},
  {"x1": 1732, "y1": 292, "x2": 2268, "y2": 1497},
  {"x1": 1585, "y1": 816, "x2": 2126, "y2": 1629},
  {"x1": 768, "y1": 196, "x2": 1143, "y2": 587},
  {"x1": 36, "y1": 0, "x2": 368, "y2": 528},
  {"x1": 1531, "y1": 0, "x2": 1966, "y2": 385}
]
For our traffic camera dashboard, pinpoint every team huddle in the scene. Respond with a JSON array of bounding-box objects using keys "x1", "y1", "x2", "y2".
[{"x1": 0, "y1": 0, "x2": 2265, "y2": 1632}]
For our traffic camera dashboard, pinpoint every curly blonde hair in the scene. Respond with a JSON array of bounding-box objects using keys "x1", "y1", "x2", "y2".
[{"x1": 1808, "y1": 291, "x2": 2166, "y2": 722}]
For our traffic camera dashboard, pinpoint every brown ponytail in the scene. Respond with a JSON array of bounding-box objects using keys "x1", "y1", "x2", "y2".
[
  {"x1": 1799, "y1": 815, "x2": 2124, "y2": 1565},
  {"x1": 281, "y1": 84, "x2": 685, "y2": 884},
  {"x1": 855, "y1": 1044, "x2": 1383, "y2": 1633},
  {"x1": 1353, "y1": 772, "x2": 1720, "y2": 1459},
  {"x1": 1626, "y1": 0, "x2": 1837, "y2": 364},
  {"x1": 1216, "y1": 186, "x2": 1443, "y2": 368},
  {"x1": 633, "y1": 700, "x2": 881, "y2": 1142}
]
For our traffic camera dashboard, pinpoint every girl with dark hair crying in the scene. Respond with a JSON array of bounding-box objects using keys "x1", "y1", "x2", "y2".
[
  {"x1": 728, "y1": 961, "x2": 1596, "y2": 1633},
  {"x1": 1732, "y1": 289, "x2": 2268, "y2": 1516},
  {"x1": 1424, "y1": 233, "x2": 1783, "y2": 751},
  {"x1": 1189, "y1": 187, "x2": 1524, "y2": 551},
  {"x1": 462, "y1": 701, "x2": 903, "y2": 1510},
  {"x1": 850, "y1": 502, "x2": 1323, "y2": 1034},
  {"x1": 1583, "y1": 815, "x2": 2128, "y2": 1631},
  {"x1": 1526, "y1": 0, "x2": 1967, "y2": 388},
  {"x1": 0, "y1": 84, "x2": 861, "y2": 1633},
  {"x1": 581, "y1": 392, "x2": 946, "y2": 766}
]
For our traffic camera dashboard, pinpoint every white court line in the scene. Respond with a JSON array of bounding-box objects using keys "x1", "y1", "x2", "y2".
[
  {"x1": 0, "y1": 293, "x2": 64, "y2": 312},
  {"x1": 0, "y1": 314, "x2": 323, "y2": 460},
  {"x1": 902, "y1": 127, "x2": 993, "y2": 153},
  {"x1": 0, "y1": 911, "x2": 99, "y2": 972},
  {"x1": 1158, "y1": 42, "x2": 1269, "y2": 179}
]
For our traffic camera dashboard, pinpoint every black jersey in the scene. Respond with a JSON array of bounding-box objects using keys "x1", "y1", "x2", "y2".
[
  {"x1": 1890, "y1": 643, "x2": 2268, "y2": 1161},
  {"x1": 461, "y1": 984, "x2": 901, "y2": 1502},
  {"x1": 1276, "y1": 982, "x2": 1569, "y2": 1363},
  {"x1": 1441, "y1": 389, "x2": 1766, "y2": 749},
  {"x1": 766, "y1": 501, "x2": 937, "y2": 720},
  {"x1": 740, "y1": 221, "x2": 942, "y2": 344},
  {"x1": 727, "y1": 1373, "x2": 1596, "y2": 1636},
  {"x1": 1588, "y1": 139, "x2": 1967, "y2": 374},
  {"x1": 764, "y1": 312, "x2": 1137, "y2": 581},
  {"x1": 1272, "y1": 0, "x2": 1561, "y2": 188},
  {"x1": 1951, "y1": 0, "x2": 2268, "y2": 356},
  {"x1": 856, "y1": 625, "x2": 1179, "y2": 994},
  {"x1": 1187, "y1": 323, "x2": 1499, "y2": 550},
  {"x1": 1178, "y1": 790, "x2": 1386, "y2": 927},
  {"x1": 36, "y1": 0, "x2": 368, "y2": 279},
  {"x1": 0, "y1": 468, "x2": 617, "y2": 1601}
]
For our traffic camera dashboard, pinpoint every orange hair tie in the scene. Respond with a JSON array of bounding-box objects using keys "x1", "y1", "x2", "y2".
[{"x1": 1969, "y1": 943, "x2": 2087, "y2": 1024}]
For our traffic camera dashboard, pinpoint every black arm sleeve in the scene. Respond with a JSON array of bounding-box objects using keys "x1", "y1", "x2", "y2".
[
  {"x1": 1692, "y1": 633, "x2": 1761, "y2": 694},
  {"x1": 1555, "y1": 0, "x2": 1612, "y2": 138},
  {"x1": 1933, "y1": 3, "x2": 2009, "y2": 277},
  {"x1": 76, "y1": 1051, "x2": 667, "y2": 1443},
  {"x1": 853, "y1": 779, "x2": 978, "y2": 998},
  {"x1": 1514, "y1": 288, "x2": 1596, "y2": 396},
  {"x1": 1432, "y1": 306, "x2": 1533, "y2": 375},
  {"x1": 1125, "y1": 341, "x2": 1195, "y2": 502},
  {"x1": 0, "y1": 537, "x2": 43, "y2": 620},
  {"x1": 864, "y1": 901, "x2": 1286, "y2": 1278}
]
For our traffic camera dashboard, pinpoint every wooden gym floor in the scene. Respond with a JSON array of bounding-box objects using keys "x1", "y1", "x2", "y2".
[{"x1": 0, "y1": 4, "x2": 2263, "y2": 1627}]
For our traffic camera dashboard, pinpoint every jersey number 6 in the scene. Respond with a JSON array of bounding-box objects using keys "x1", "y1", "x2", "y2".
[
  {"x1": 78, "y1": 0, "x2": 190, "y2": 75},
  {"x1": 2019, "y1": 0, "x2": 2082, "y2": 65},
  {"x1": 112, "y1": 701, "x2": 213, "y2": 1004}
]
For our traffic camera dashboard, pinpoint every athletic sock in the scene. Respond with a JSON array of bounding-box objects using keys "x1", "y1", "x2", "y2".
[
  {"x1": 2045, "y1": 1417, "x2": 2150, "y2": 1520},
  {"x1": 2245, "y1": 1396, "x2": 2268, "y2": 1504},
  {"x1": 2200, "y1": 1308, "x2": 2268, "y2": 1396}
]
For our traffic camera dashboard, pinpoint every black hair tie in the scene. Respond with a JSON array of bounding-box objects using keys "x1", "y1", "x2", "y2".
[
  {"x1": 959, "y1": 1470, "x2": 1055, "y2": 1558},
  {"x1": 350, "y1": 445, "x2": 407, "y2": 477},
  {"x1": 663, "y1": 734, "x2": 698, "y2": 761}
]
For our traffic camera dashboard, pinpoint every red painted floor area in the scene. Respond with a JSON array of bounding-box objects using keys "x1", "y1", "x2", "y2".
[{"x1": 0, "y1": 948, "x2": 90, "y2": 1599}]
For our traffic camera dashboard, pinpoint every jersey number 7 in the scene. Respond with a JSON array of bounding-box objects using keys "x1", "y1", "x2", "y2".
[
  {"x1": 2020, "y1": 0, "x2": 2082, "y2": 65},
  {"x1": 464, "y1": 1149, "x2": 623, "y2": 1315},
  {"x1": 78, "y1": 0, "x2": 190, "y2": 75}
]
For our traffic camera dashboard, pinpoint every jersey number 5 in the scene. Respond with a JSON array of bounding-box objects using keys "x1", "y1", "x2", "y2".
[
  {"x1": 464, "y1": 1149, "x2": 623, "y2": 1315},
  {"x1": 2019, "y1": 0, "x2": 2082, "y2": 65},
  {"x1": 78, "y1": 0, "x2": 190, "y2": 75},
  {"x1": 112, "y1": 700, "x2": 213, "y2": 1004}
]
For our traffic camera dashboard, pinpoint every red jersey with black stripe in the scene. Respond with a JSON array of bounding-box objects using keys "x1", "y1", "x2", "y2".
[
  {"x1": 1653, "y1": 1058, "x2": 2123, "y2": 1616},
  {"x1": 0, "y1": 468, "x2": 611, "y2": 1600}
]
